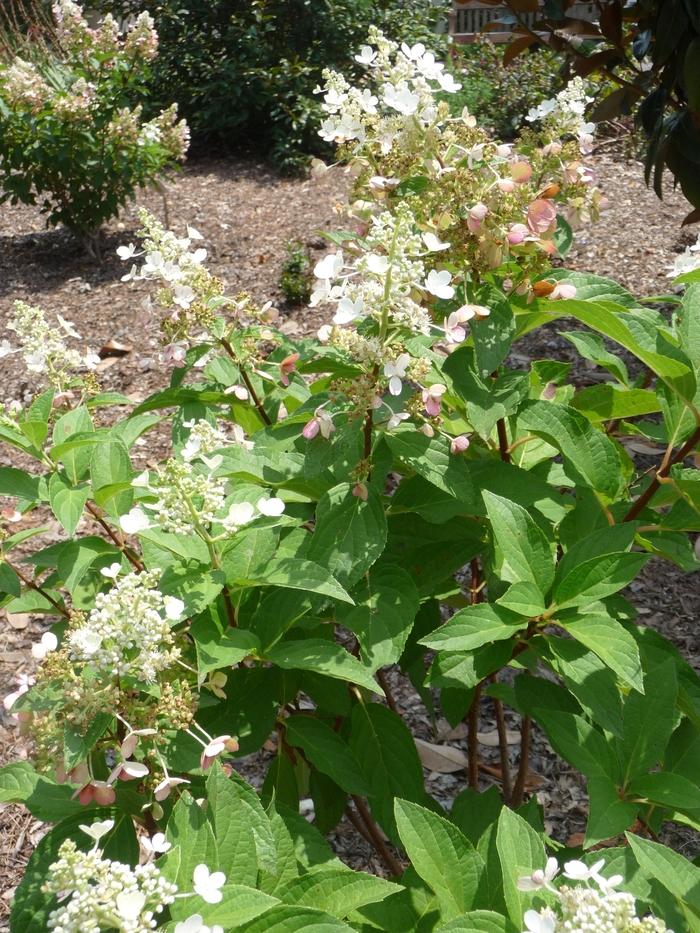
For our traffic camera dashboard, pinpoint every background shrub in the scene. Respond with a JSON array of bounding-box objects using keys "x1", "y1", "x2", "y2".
[
  {"x1": 445, "y1": 39, "x2": 566, "y2": 139},
  {"x1": 0, "y1": 1, "x2": 189, "y2": 250},
  {"x1": 93, "y1": 0, "x2": 446, "y2": 170}
]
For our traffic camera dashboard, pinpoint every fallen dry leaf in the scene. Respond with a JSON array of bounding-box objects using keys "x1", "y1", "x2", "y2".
[
  {"x1": 477, "y1": 729, "x2": 520, "y2": 747},
  {"x1": 5, "y1": 612, "x2": 30, "y2": 630},
  {"x1": 415, "y1": 737, "x2": 468, "y2": 773}
]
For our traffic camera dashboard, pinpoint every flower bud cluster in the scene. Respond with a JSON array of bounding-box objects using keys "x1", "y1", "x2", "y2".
[
  {"x1": 519, "y1": 858, "x2": 670, "y2": 933},
  {"x1": 53, "y1": 1, "x2": 158, "y2": 64},
  {"x1": 1, "y1": 302, "x2": 99, "y2": 392},
  {"x1": 137, "y1": 104, "x2": 190, "y2": 161},
  {"x1": 526, "y1": 77, "x2": 596, "y2": 154},
  {"x1": 66, "y1": 570, "x2": 182, "y2": 683},
  {"x1": 44, "y1": 838, "x2": 177, "y2": 933},
  {"x1": 317, "y1": 27, "x2": 461, "y2": 150},
  {"x1": 121, "y1": 212, "x2": 221, "y2": 348},
  {"x1": 130, "y1": 459, "x2": 227, "y2": 535},
  {"x1": 1, "y1": 58, "x2": 52, "y2": 112},
  {"x1": 312, "y1": 204, "x2": 432, "y2": 337}
]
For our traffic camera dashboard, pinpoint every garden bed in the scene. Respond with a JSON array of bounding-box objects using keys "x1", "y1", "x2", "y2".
[{"x1": 0, "y1": 148, "x2": 698, "y2": 925}]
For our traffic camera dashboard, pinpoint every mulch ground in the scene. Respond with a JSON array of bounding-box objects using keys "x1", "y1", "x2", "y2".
[{"x1": 0, "y1": 149, "x2": 698, "y2": 923}]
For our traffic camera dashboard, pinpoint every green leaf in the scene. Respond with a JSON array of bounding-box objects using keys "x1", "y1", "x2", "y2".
[
  {"x1": 496, "y1": 582, "x2": 546, "y2": 617},
  {"x1": 385, "y1": 428, "x2": 475, "y2": 506},
  {"x1": 438, "y1": 911, "x2": 516, "y2": 932},
  {"x1": 571, "y1": 385, "x2": 660, "y2": 422},
  {"x1": 349, "y1": 704, "x2": 425, "y2": 840},
  {"x1": 285, "y1": 716, "x2": 369, "y2": 796},
  {"x1": 545, "y1": 637, "x2": 624, "y2": 736},
  {"x1": 341, "y1": 564, "x2": 419, "y2": 672},
  {"x1": 191, "y1": 617, "x2": 260, "y2": 672},
  {"x1": 305, "y1": 483, "x2": 387, "y2": 589},
  {"x1": 159, "y1": 566, "x2": 225, "y2": 618},
  {"x1": 235, "y1": 905, "x2": 355, "y2": 932},
  {"x1": 0, "y1": 466, "x2": 41, "y2": 501},
  {"x1": 586, "y1": 775, "x2": 639, "y2": 847},
  {"x1": 483, "y1": 490, "x2": 555, "y2": 594},
  {"x1": 243, "y1": 557, "x2": 353, "y2": 604},
  {"x1": 63, "y1": 713, "x2": 112, "y2": 772},
  {"x1": 557, "y1": 298, "x2": 697, "y2": 406},
  {"x1": 626, "y1": 833, "x2": 700, "y2": 913},
  {"x1": 428, "y1": 642, "x2": 513, "y2": 690},
  {"x1": 558, "y1": 615, "x2": 643, "y2": 693},
  {"x1": 420, "y1": 603, "x2": 525, "y2": 652},
  {"x1": 470, "y1": 289, "x2": 516, "y2": 375},
  {"x1": 622, "y1": 659, "x2": 678, "y2": 782},
  {"x1": 52, "y1": 405, "x2": 94, "y2": 482},
  {"x1": 496, "y1": 807, "x2": 545, "y2": 925},
  {"x1": 394, "y1": 799, "x2": 485, "y2": 920},
  {"x1": 517, "y1": 400, "x2": 625, "y2": 500},
  {"x1": 552, "y1": 552, "x2": 650, "y2": 609},
  {"x1": 196, "y1": 886, "x2": 280, "y2": 927},
  {"x1": 277, "y1": 867, "x2": 401, "y2": 919},
  {"x1": 628, "y1": 771, "x2": 700, "y2": 811},
  {"x1": 89, "y1": 438, "x2": 133, "y2": 517},
  {"x1": 677, "y1": 282, "x2": 700, "y2": 369},
  {"x1": 206, "y1": 764, "x2": 277, "y2": 877},
  {"x1": 166, "y1": 791, "x2": 218, "y2": 889},
  {"x1": 561, "y1": 329, "x2": 629, "y2": 384},
  {"x1": 534, "y1": 710, "x2": 619, "y2": 782},
  {"x1": 0, "y1": 762, "x2": 83, "y2": 822},
  {"x1": 266, "y1": 639, "x2": 377, "y2": 693},
  {"x1": 48, "y1": 472, "x2": 89, "y2": 536}
]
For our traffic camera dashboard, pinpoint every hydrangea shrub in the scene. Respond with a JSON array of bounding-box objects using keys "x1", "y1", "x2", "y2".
[
  {"x1": 1, "y1": 31, "x2": 700, "y2": 933},
  {"x1": 0, "y1": 1, "x2": 189, "y2": 251}
]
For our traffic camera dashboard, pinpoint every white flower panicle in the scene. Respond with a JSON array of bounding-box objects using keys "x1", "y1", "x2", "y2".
[
  {"x1": 311, "y1": 205, "x2": 433, "y2": 337},
  {"x1": 180, "y1": 419, "x2": 230, "y2": 462},
  {"x1": 519, "y1": 858, "x2": 670, "y2": 933},
  {"x1": 317, "y1": 28, "x2": 460, "y2": 154},
  {"x1": 526, "y1": 77, "x2": 596, "y2": 154},
  {"x1": 132, "y1": 459, "x2": 227, "y2": 535},
  {"x1": 44, "y1": 837, "x2": 177, "y2": 933},
  {"x1": 3, "y1": 301, "x2": 98, "y2": 390},
  {"x1": 1, "y1": 58, "x2": 52, "y2": 112},
  {"x1": 668, "y1": 233, "x2": 700, "y2": 278},
  {"x1": 66, "y1": 570, "x2": 181, "y2": 683}
]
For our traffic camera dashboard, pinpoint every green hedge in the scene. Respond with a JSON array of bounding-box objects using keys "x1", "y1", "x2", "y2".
[{"x1": 94, "y1": 0, "x2": 445, "y2": 170}]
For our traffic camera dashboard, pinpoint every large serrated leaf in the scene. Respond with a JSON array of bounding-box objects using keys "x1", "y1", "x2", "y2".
[{"x1": 394, "y1": 799, "x2": 485, "y2": 920}]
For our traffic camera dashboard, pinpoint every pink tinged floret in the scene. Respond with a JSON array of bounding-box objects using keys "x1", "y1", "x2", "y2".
[
  {"x1": 527, "y1": 199, "x2": 557, "y2": 234},
  {"x1": 303, "y1": 418, "x2": 320, "y2": 440},
  {"x1": 450, "y1": 434, "x2": 471, "y2": 454},
  {"x1": 279, "y1": 353, "x2": 300, "y2": 386},
  {"x1": 467, "y1": 202, "x2": 488, "y2": 233},
  {"x1": 507, "y1": 223, "x2": 530, "y2": 245},
  {"x1": 549, "y1": 282, "x2": 577, "y2": 300},
  {"x1": 510, "y1": 161, "x2": 533, "y2": 184}
]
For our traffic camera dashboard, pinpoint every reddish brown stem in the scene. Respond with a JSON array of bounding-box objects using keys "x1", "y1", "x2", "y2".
[
  {"x1": 467, "y1": 683, "x2": 482, "y2": 789},
  {"x1": 466, "y1": 558, "x2": 483, "y2": 788},
  {"x1": 510, "y1": 715, "x2": 531, "y2": 808},
  {"x1": 496, "y1": 418, "x2": 511, "y2": 462},
  {"x1": 363, "y1": 409, "x2": 373, "y2": 462},
  {"x1": 490, "y1": 675, "x2": 512, "y2": 804},
  {"x1": 85, "y1": 501, "x2": 144, "y2": 571},
  {"x1": 377, "y1": 668, "x2": 398, "y2": 715},
  {"x1": 351, "y1": 795, "x2": 403, "y2": 876},
  {"x1": 220, "y1": 337, "x2": 272, "y2": 426},
  {"x1": 7, "y1": 559, "x2": 70, "y2": 618},
  {"x1": 623, "y1": 426, "x2": 700, "y2": 523},
  {"x1": 222, "y1": 585, "x2": 237, "y2": 628},
  {"x1": 345, "y1": 804, "x2": 376, "y2": 847}
]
